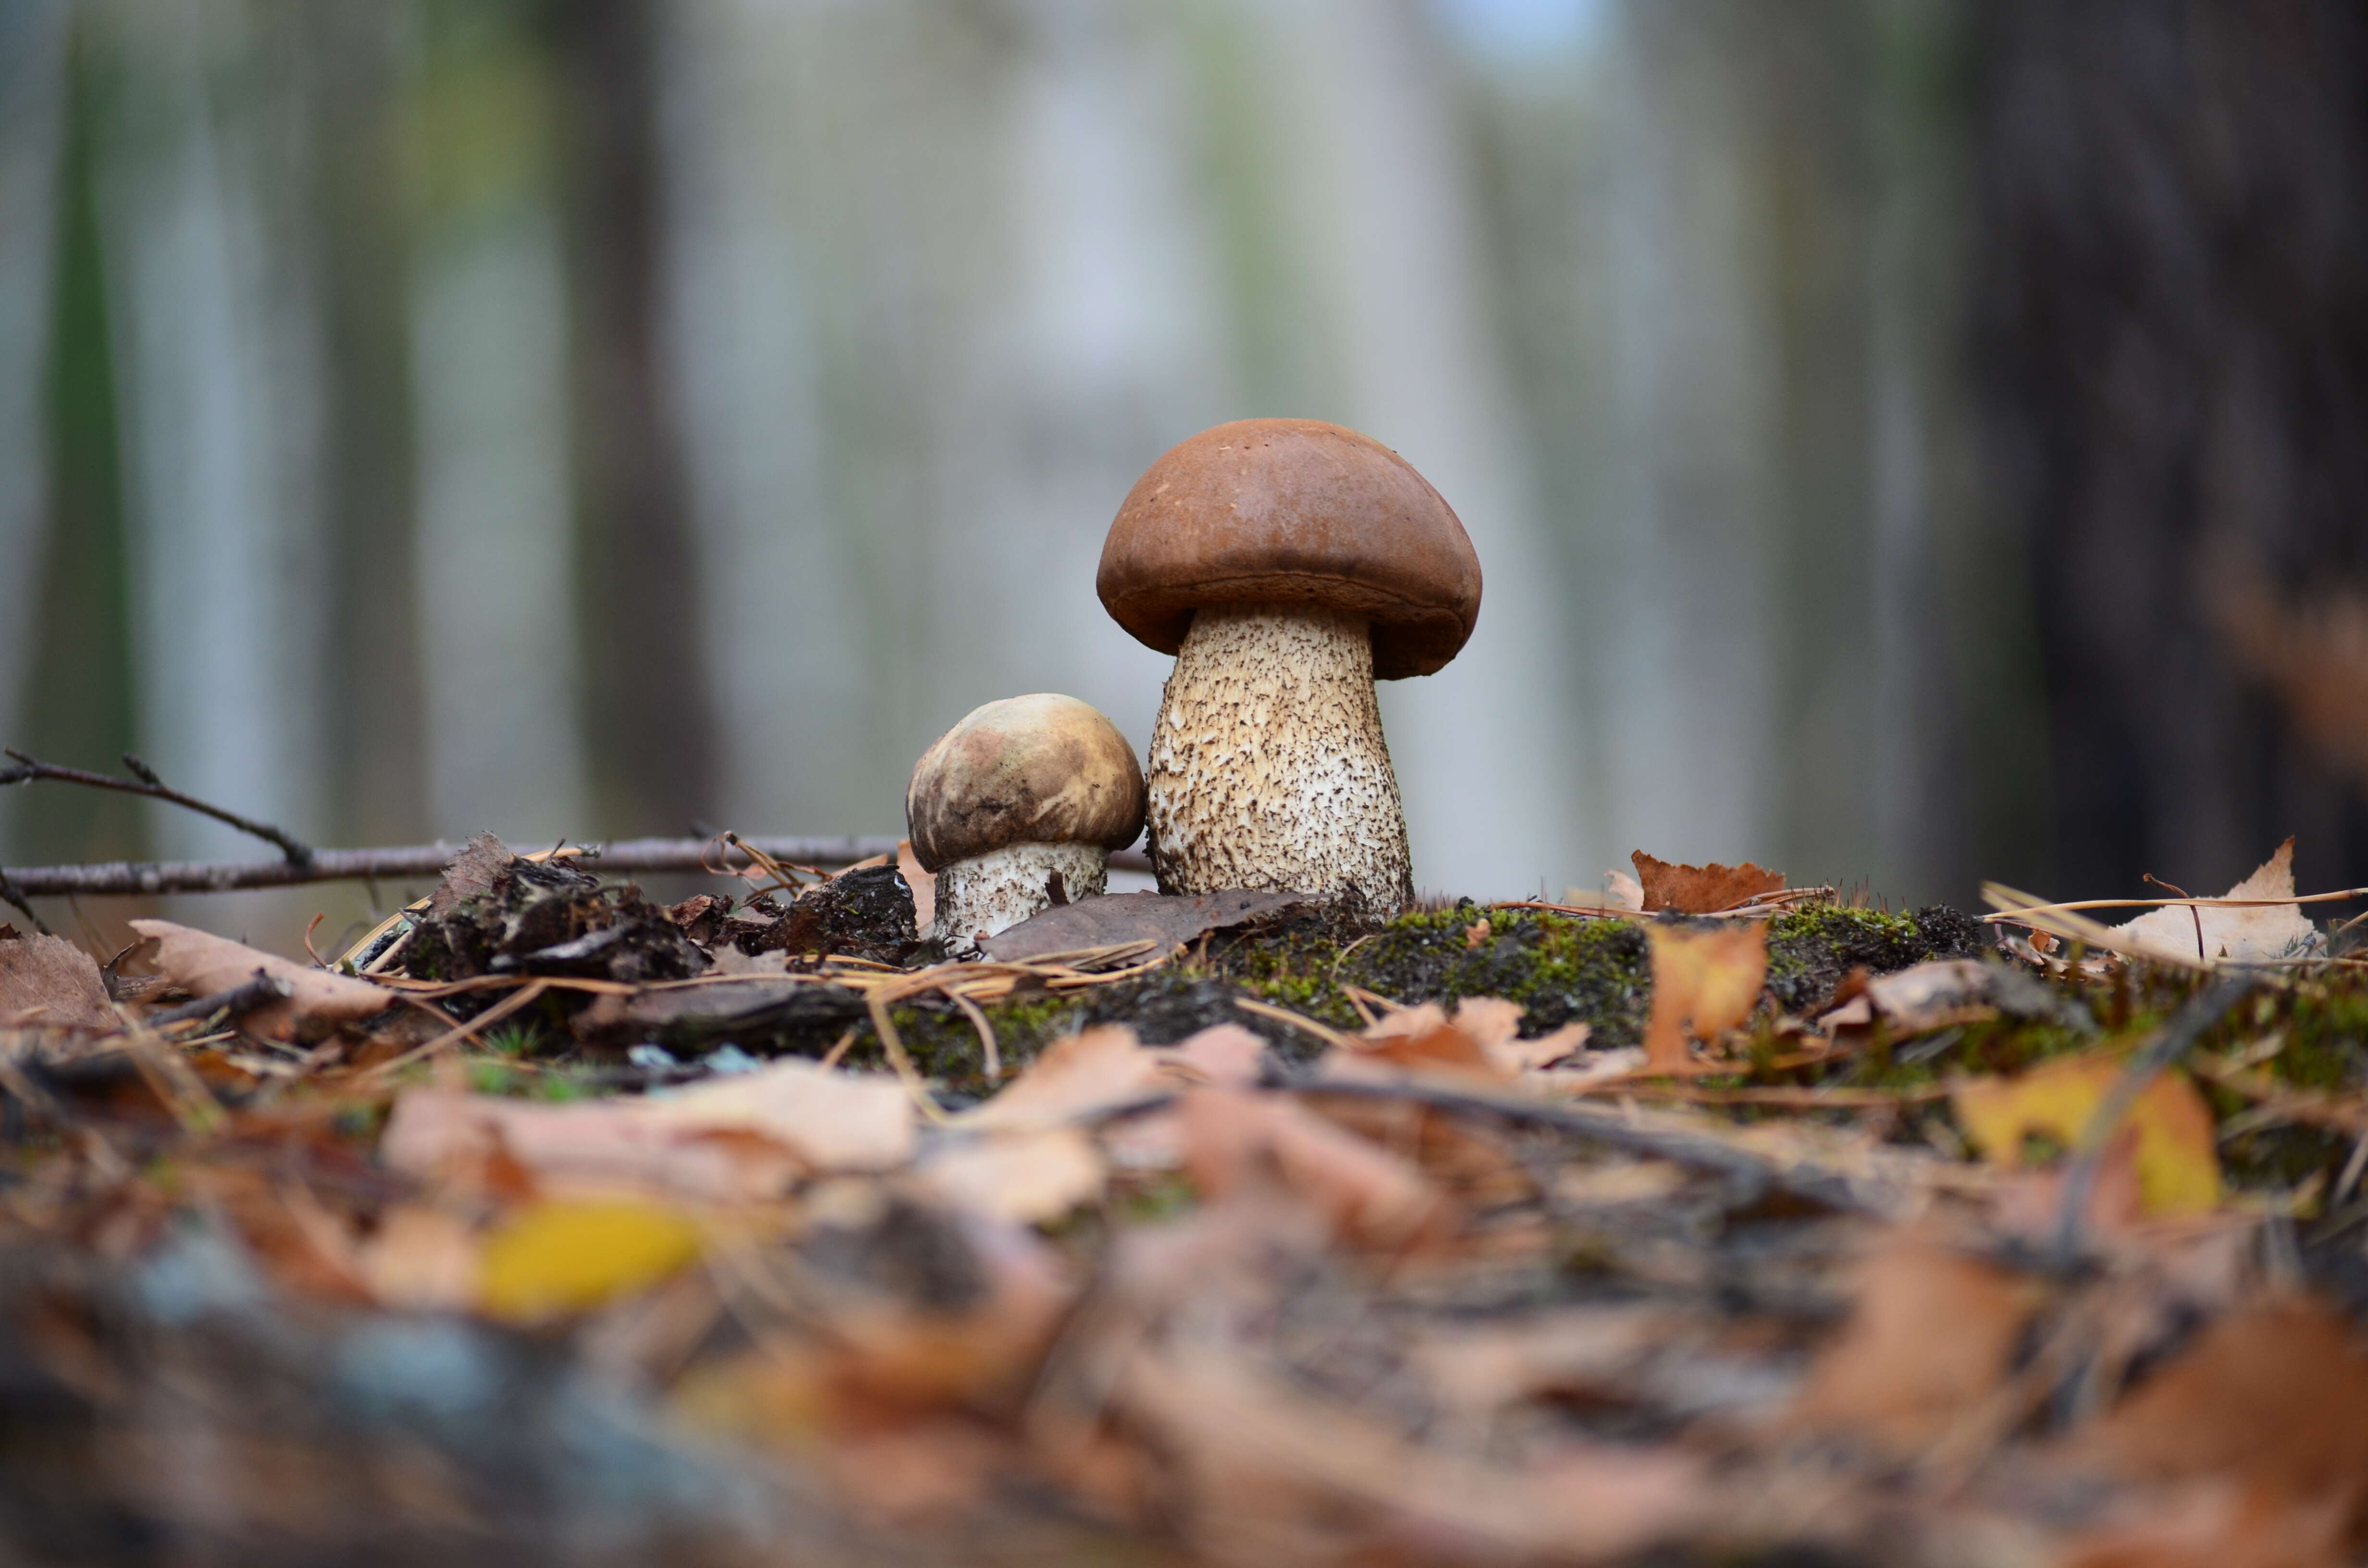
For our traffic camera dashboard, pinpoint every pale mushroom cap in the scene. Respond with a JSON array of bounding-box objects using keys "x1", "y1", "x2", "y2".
[
  {"x1": 905, "y1": 694, "x2": 1147, "y2": 872},
  {"x1": 1097, "y1": 418, "x2": 1482, "y2": 680}
]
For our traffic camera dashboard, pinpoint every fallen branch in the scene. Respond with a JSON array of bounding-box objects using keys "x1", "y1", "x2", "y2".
[
  {"x1": 2, "y1": 749, "x2": 313, "y2": 863},
  {"x1": 0, "y1": 866, "x2": 50, "y2": 934},
  {"x1": 147, "y1": 968, "x2": 295, "y2": 1030},
  {"x1": 0, "y1": 836, "x2": 1157, "y2": 898}
]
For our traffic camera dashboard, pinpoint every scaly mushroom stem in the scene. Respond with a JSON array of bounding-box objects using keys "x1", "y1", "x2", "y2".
[
  {"x1": 1146, "y1": 603, "x2": 1411, "y2": 923},
  {"x1": 932, "y1": 840, "x2": 1110, "y2": 954}
]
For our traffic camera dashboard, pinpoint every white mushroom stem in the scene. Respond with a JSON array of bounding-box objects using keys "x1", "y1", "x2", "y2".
[
  {"x1": 1145, "y1": 603, "x2": 1411, "y2": 923},
  {"x1": 931, "y1": 840, "x2": 1110, "y2": 954}
]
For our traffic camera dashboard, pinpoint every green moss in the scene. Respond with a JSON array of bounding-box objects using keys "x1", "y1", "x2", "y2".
[{"x1": 1763, "y1": 904, "x2": 1985, "y2": 1013}]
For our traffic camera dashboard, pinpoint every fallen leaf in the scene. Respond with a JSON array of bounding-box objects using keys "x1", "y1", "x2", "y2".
[
  {"x1": 1953, "y1": 1052, "x2": 2222, "y2": 1216},
  {"x1": 128, "y1": 919, "x2": 394, "y2": 1041},
  {"x1": 356, "y1": 1203, "x2": 480, "y2": 1312},
  {"x1": 1827, "y1": 956, "x2": 2093, "y2": 1037},
  {"x1": 0, "y1": 930, "x2": 116, "y2": 1031},
  {"x1": 1160, "y1": 1022, "x2": 1267, "y2": 1087},
  {"x1": 2109, "y1": 839, "x2": 2319, "y2": 965},
  {"x1": 477, "y1": 1198, "x2": 703, "y2": 1322},
  {"x1": 913, "y1": 1128, "x2": 1107, "y2": 1224},
  {"x1": 980, "y1": 889, "x2": 1310, "y2": 963},
  {"x1": 1631, "y1": 850, "x2": 1786, "y2": 914},
  {"x1": 1178, "y1": 1086, "x2": 1455, "y2": 1250},
  {"x1": 1642, "y1": 922, "x2": 1768, "y2": 1072},
  {"x1": 958, "y1": 1025, "x2": 1167, "y2": 1132},
  {"x1": 2074, "y1": 1298, "x2": 2368, "y2": 1553},
  {"x1": 2062, "y1": 1477, "x2": 2351, "y2": 1568},
  {"x1": 1791, "y1": 1232, "x2": 2043, "y2": 1454},
  {"x1": 1117, "y1": 1338, "x2": 1704, "y2": 1563},
  {"x1": 1335, "y1": 996, "x2": 1591, "y2": 1082},
  {"x1": 382, "y1": 1059, "x2": 914, "y2": 1200},
  {"x1": 641, "y1": 1058, "x2": 917, "y2": 1169},
  {"x1": 1604, "y1": 868, "x2": 1646, "y2": 911}
]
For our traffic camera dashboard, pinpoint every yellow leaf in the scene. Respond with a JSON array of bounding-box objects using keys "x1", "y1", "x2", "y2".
[
  {"x1": 477, "y1": 1199, "x2": 703, "y2": 1323},
  {"x1": 1951, "y1": 1054, "x2": 2221, "y2": 1216},
  {"x1": 1642, "y1": 923, "x2": 1768, "y2": 1073}
]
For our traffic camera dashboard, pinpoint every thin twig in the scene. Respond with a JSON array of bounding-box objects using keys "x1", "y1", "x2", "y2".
[
  {"x1": 1295, "y1": 1078, "x2": 1899, "y2": 1216},
  {"x1": 147, "y1": 968, "x2": 294, "y2": 1030},
  {"x1": 0, "y1": 866, "x2": 50, "y2": 935},
  {"x1": 357, "y1": 979, "x2": 551, "y2": 1082},
  {"x1": 1233, "y1": 996, "x2": 1357, "y2": 1050},
  {"x1": 2, "y1": 748, "x2": 313, "y2": 863},
  {"x1": 0, "y1": 836, "x2": 1157, "y2": 899}
]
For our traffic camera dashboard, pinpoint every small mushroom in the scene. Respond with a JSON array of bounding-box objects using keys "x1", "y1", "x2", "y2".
[
  {"x1": 904, "y1": 694, "x2": 1147, "y2": 954},
  {"x1": 1097, "y1": 418, "x2": 1480, "y2": 924}
]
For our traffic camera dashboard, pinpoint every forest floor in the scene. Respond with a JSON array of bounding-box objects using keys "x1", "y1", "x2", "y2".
[{"x1": 2, "y1": 828, "x2": 2366, "y2": 1567}]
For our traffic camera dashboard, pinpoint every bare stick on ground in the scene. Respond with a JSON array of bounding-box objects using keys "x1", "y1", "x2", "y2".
[
  {"x1": 2, "y1": 749, "x2": 313, "y2": 863},
  {"x1": 0, "y1": 836, "x2": 1159, "y2": 899}
]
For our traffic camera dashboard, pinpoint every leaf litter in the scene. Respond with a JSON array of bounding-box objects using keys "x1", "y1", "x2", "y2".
[{"x1": 0, "y1": 836, "x2": 2366, "y2": 1564}]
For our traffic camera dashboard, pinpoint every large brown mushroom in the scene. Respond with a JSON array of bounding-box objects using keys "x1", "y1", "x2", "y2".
[
  {"x1": 1098, "y1": 418, "x2": 1481, "y2": 923},
  {"x1": 905, "y1": 694, "x2": 1146, "y2": 954}
]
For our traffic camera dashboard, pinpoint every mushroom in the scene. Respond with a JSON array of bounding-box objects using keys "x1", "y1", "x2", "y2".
[
  {"x1": 905, "y1": 693, "x2": 1147, "y2": 954},
  {"x1": 1097, "y1": 418, "x2": 1480, "y2": 925}
]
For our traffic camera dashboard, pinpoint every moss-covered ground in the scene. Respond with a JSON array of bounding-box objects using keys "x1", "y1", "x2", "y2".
[{"x1": 433, "y1": 896, "x2": 2368, "y2": 1205}]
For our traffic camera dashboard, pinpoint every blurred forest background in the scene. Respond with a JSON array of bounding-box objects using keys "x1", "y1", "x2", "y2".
[{"x1": 3, "y1": 0, "x2": 2366, "y2": 941}]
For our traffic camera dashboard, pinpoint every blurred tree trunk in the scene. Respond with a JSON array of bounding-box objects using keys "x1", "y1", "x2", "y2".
[
  {"x1": 1975, "y1": 0, "x2": 2368, "y2": 896},
  {"x1": 550, "y1": 0, "x2": 718, "y2": 838}
]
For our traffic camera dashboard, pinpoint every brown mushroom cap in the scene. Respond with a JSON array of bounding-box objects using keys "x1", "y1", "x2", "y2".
[
  {"x1": 1097, "y1": 418, "x2": 1482, "y2": 679},
  {"x1": 905, "y1": 694, "x2": 1147, "y2": 872}
]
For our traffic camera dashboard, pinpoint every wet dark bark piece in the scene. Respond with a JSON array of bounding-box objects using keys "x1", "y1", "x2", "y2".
[{"x1": 981, "y1": 889, "x2": 1312, "y2": 963}]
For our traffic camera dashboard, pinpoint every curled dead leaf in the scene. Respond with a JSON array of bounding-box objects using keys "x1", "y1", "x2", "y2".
[
  {"x1": 1631, "y1": 850, "x2": 1786, "y2": 914},
  {"x1": 128, "y1": 918, "x2": 393, "y2": 1041}
]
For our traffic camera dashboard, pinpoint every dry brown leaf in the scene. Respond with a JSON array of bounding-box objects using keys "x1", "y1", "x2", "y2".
[
  {"x1": 913, "y1": 1127, "x2": 1107, "y2": 1224},
  {"x1": 0, "y1": 930, "x2": 116, "y2": 1031},
  {"x1": 2062, "y1": 1477, "x2": 2352, "y2": 1568},
  {"x1": 640, "y1": 1059, "x2": 918, "y2": 1167},
  {"x1": 1178, "y1": 1086, "x2": 1455, "y2": 1250},
  {"x1": 1631, "y1": 850, "x2": 1786, "y2": 914},
  {"x1": 1118, "y1": 1339, "x2": 1704, "y2": 1563},
  {"x1": 1642, "y1": 922, "x2": 1768, "y2": 1072},
  {"x1": 128, "y1": 918, "x2": 394, "y2": 1041},
  {"x1": 2074, "y1": 1298, "x2": 2368, "y2": 1549},
  {"x1": 1791, "y1": 1232, "x2": 2043, "y2": 1454},
  {"x1": 1332, "y1": 996, "x2": 1591, "y2": 1084},
  {"x1": 1953, "y1": 1053, "x2": 2222, "y2": 1216},
  {"x1": 1160, "y1": 1022, "x2": 1267, "y2": 1086},
  {"x1": 2109, "y1": 838, "x2": 2319, "y2": 965},
  {"x1": 958, "y1": 1025, "x2": 1167, "y2": 1132},
  {"x1": 356, "y1": 1203, "x2": 479, "y2": 1312},
  {"x1": 382, "y1": 1059, "x2": 913, "y2": 1200}
]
